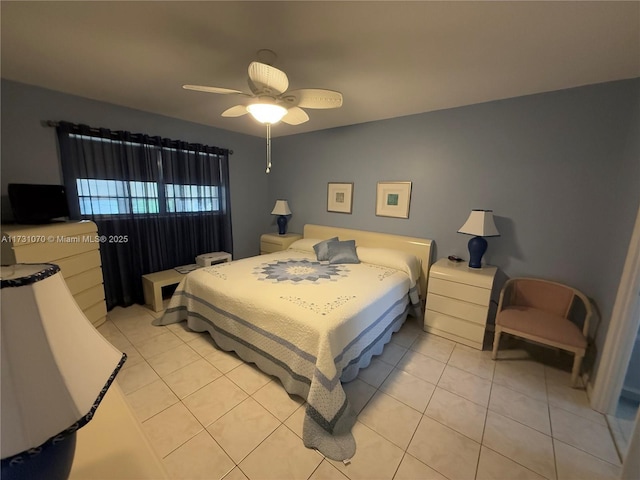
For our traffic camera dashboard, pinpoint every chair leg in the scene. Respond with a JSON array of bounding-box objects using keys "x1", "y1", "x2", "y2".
[
  {"x1": 492, "y1": 328, "x2": 501, "y2": 360},
  {"x1": 571, "y1": 353, "x2": 584, "y2": 388}
]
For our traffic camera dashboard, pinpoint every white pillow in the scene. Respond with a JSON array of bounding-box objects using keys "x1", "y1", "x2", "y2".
[
  {"x1": 288, "y1": 238, "x2": 323, "y2": 253},
  {"x1": 356, "y1": 247, "x2": 421, "y2": 286}
]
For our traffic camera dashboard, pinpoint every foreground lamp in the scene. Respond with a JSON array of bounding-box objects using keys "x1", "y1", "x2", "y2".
[
  {"x1": 1, "y1": 264, "x2": 126, "y2": 480},
  {"x1": 271, "y1": 200, "x2": 291, "y2": 235},
  {"x1": 247, "y1": 103, "x2": 288, "y2": 174},
  {"x1": 458, "y1": 209, "x2": 500, "y2": 268}
]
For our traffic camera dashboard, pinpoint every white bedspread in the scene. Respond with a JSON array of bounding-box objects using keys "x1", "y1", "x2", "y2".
[{"x1": 153, "y1": 245, "x2": 421, "y2": 460}]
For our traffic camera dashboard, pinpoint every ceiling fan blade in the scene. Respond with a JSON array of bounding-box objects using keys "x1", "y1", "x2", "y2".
[
  {"x1": 248, "y1": 62, "x2": 289, "y2": 95},
  {"x1": 183, "y1": 85, "x2": 246, "y2": 95},
  {"x1": 285, "y1": 89, "x2": 343, "y2": 109},
  {"x1": 221, "y1": 105, "x2": 249, "y2": 117},
  {"x1": 281, "y1": 107, "x2": 309, "y2": 125}
]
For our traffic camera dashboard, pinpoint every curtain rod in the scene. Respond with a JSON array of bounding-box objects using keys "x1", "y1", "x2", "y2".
[{"x1": 41, "y1": 120, "x2": 234, "y2": 155}]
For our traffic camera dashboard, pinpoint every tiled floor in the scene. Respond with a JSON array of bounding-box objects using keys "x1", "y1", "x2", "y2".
[
  {"x1": 99, "y1": 304, "x2": 623, "y2": 480},
  {"x1": 607, "y1": 396, "x2": 639, "y2": 461}
]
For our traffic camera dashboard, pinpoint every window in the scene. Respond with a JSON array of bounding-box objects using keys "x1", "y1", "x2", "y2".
[{"x1": 76, "y1": 179, "x2": 219, "y2": 216}]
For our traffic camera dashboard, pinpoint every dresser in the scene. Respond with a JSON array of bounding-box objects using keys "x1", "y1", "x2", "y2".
[
  {"x1": 424, "y1": 258, "x2": 498, "y2": 350},
  {"x1": 1, "y1": 221, "x2": 107, "y2": 327},
  {"x1": 260, "y1": 232, "x2": 302, "y2": 254}
]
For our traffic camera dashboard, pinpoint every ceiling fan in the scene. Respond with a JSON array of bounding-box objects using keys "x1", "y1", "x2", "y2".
[{"x1": 183, "y1": 49, "x2": 343, "y2": 173}]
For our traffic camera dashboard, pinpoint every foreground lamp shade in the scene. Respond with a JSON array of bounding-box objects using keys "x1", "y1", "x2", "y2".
[
  {"x1": 458, "y1": 209, "x2": 500, "y2": 268},
  {"x1": 1, "y1": 264, "x2": 126, "y2": 478},
  {"x1": 271, "y1": 200, "x2": 291, "y2": 235}
]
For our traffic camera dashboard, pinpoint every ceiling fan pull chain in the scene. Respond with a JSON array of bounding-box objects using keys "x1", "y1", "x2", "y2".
[{"x1": 266, "y1": 123, "x2": 272, "y2": 174}]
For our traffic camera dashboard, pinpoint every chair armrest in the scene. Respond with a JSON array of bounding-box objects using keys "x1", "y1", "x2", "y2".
[
  {"x1": 572, "y1": 290, "x2": 593, "y2": 339},
  {"x1": 497, "y1": 278, "x2": 517, "y2": 312}
]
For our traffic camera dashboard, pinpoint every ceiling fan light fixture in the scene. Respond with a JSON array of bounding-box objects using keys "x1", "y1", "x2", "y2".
[{"x1": 247, "y1": 103, "x2": 287, "y2": 124}]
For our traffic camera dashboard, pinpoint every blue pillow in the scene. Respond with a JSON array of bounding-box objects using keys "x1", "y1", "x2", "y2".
[
  {"x1": 327, "y1": 240, "x2": 360, "y2": 264},
  {"x1": 313, "y1": 237, "x2": 339, "y2": 261}
]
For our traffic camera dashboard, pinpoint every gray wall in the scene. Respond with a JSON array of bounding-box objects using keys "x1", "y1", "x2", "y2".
[
  {"x1": 268, "y1": 79, "x2": 640, "y2": 378},
  {"x1": 1, "y1": 79, "x2": 269, "y2": 259}
]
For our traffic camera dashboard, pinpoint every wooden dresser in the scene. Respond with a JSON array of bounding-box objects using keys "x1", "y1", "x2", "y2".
[{"x1": 1, "y1": 221, "x2": 107, "y2": 327}]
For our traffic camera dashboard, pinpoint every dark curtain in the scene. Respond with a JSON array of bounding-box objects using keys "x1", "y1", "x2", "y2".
[{"x1": 56, "y1": 122, "x2": 232, "y2": 310}]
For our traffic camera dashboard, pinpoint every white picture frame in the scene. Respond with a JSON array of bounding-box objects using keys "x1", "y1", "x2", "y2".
[
  {"x1": 376, "y1": 181, "x2": 412, "y2": 218},
  {"x1": 327, "y1": 182, "x2": 354, "y2": 214}
]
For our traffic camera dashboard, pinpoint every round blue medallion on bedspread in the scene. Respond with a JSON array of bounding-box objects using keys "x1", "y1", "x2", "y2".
[{"x1": 254, "y1": 259, "x2": 348, "y2": 283}]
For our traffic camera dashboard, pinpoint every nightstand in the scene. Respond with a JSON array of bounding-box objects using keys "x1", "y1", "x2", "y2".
[
  {"x1": 424, "y1": 258, "x2": 498, "y2": 350},
  {"x1": 260, "y1": 232, "x2": 303, "y2": 254}
]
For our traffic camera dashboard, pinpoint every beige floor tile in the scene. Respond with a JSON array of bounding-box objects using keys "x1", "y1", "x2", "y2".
[
  {"x1": 409, "y1": 333, "x2": 456, "y2": 363},
  {"x1": 222, "y1": 467, "x2": 249, "y2": 480},
  {"x1": 545, "y1": 365, "x2": 584, "y2": 388},
  {"x1": 188, "y1": 335, "x2": 226, "y2": 356},
  {"x1": 393, "y1": 453, "x2": 447, "y2": 480},
  {"x1": 379, "y1": 368, "x2": 436, "y2": 413},
  {"x1": 494, "y1": 357, "x2": 546, "y2": 378},
  {"x1": 358, "y1": 391, "x2": 422, "y2": 449},
  {"x1": 343, "y1": 378, "x2": 377, "y2": 414},
  {"x1": 308, "y1": 460, "x2": 349, "y2": 480},
  {"x1": 147, "y1": 343, "x2": 202, "y2": 377},
  {"x1": 493, "y1": 365, "x2": 548, "y2": 403},
  {"x1": 448, "y1": 344, "x2": 495, "y2": 380},
  {"x1": 226, "y1": 362, "x2": 273, "y2": 395},
  {"x1": 116, "y1": 360, "x2": 160, "y2": 394},
  {"x1": 166, "y1": 321, "x2": 207, "y2": 342},
  {"x1": 239, "y1": 425, "x2": 323, "y2": 480},
  {"x1": 489, "y1": 383, "x2": 551, "y2": 435},
  {"x1": 476, "y1": 446, "x2": 547, "y2": 480},
  {"x1": 390, "y1": 323, "x2": 422, "y2": 349},
  {"x1": 253, "y1": 379, "x2": 305, "y2": 421},
  {"x1": 118, "y1": 342, "x2": 145, "y2": 370},
  {"x1": 328, "y1": 422, "x2": 404, "y2": 480},
  {"x1": 183, "y1": 376, "x2": 248, "y2": 427},
  {"x1": 357, "y1": 357, "x2": 395, "y2": 387},
  {"x1": 376, "y1": 341, "x2": 408, "y2": 366},
  {"x1": 115, "y1": 313, "x2": 166, "y2": 345},
  {"x1": 207, "y1": 397, "x2": 280, "y2": 463},
  {"x1": 142, "y1": 402, "x2": 203, "y2": 458},
  {"x1": 163, "y1": 358, "x2": 223, "y2": 399},
  {"x1": 284, "y1": 403, "x2": 307, "y2": 439},
  {"x1": 135, "y1": 331, "x2": 185, "y2": 359},
  {"x1": 407, "y1": 415, "x2": 481, "y2": 480},
  {"x1": 546, "y1": 382, "x2": 606, "y2": 426},
  {"x1": 395, "y1": 350, "x2": 446, "y2": 385},
  {"x1": 554, "y1": 439, "x2": 622, "y2": 480},
  {"x1": 483, "y1": 411, "x2": 556, "y2": 479},
  {"x1": 425, "y1": 387, "x2": 487, "y2": 442},
  {"x1": 97, "y1": 320, "x2": 131, "y2": 349},
  {"x1": 163, "y1": 430, "x2": 235, "y2": 480},
  {"x1": 125, "y1": 378, "x2": 179, "y2": 421},
  {"x1": 204, "y1": 348, "x2": 245, "y2": 373},
  {"x1": 549, "y1": 406, "x2": 620, "y2": 465},
  {"x1": 438, "y1": 364, "x2": 492, "y2": 407}
]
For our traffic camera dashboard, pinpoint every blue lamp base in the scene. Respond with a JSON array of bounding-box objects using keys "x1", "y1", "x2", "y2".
[
  {"x1": 277, "y1": 215, "x2": 288, "y2": 235},
  {"x1": 467, "y1": 236, "x2": 487, "y2": 269},
  {"x1": 1, "y1": 432, "x2": 77, "y2": 480}
]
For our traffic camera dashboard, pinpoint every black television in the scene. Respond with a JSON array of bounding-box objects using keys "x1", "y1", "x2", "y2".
[{"x1": 8, "y1": 183, "x2": 70, "y2": 224}]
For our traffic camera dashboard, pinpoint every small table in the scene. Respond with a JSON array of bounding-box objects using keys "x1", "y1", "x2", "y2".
[{"x1": 142, "y1": 269, "x2": 187, "y2": 312}]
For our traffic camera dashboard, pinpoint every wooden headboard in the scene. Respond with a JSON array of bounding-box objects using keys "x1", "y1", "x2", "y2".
[{"x1": 303, "y1": 224, "x2": 433, "y2": 301}]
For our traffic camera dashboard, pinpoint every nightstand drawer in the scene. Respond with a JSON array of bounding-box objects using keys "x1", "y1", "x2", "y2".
[
  {"x1": 424, "y1": 310, "x2": 486, "y2": 345},
  {"x1": 428, "y1": 278, "x2": 491, "y2": 306},
  {"x1": 426, "y1": 292, "x2": 489, "y2": 325}
]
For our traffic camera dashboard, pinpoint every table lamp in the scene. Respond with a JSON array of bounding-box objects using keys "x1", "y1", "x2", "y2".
[
  {"x1": 457, "y1": 209, "x2": 500, "y2": 268},
  {"x1": 271, "y1": 200, "x2": 291, "y2": 235},
  {"x1": 1, "y1": 264, "x2": 126, "y2": 480}
]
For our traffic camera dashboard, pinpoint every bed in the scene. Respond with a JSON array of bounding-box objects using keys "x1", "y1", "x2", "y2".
[{"x1": 153, "y1": 224, "x2": 432, "y2": 460}]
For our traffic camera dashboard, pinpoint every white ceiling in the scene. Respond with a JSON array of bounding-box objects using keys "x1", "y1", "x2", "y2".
[{"x1": 2, "y1": 1, "x2": 638, "y2": 138}]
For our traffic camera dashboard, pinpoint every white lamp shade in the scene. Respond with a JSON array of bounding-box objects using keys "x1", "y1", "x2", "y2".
[
  {"x1": 1, "y1": 264, "x2": 125, "y2": 460},
  {"x1": 458, "y1": 210, "x2": 500, "y2": 237},
  {"x1": 271, "y1": 200, "x2": 291, "y2": 215},
  {"x1": 247, "y1": 104, "x2": 287, "y2": 124}
]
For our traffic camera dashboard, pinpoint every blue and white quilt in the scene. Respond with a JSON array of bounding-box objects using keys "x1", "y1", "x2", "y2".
[{"x1": 153, "y1": 241, "x2": 421, "y2": 460}]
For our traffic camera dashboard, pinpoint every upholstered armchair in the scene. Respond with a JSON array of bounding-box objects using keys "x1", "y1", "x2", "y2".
[{"x1": 491, "y1": 277, "x2": 592, "y2": 388}]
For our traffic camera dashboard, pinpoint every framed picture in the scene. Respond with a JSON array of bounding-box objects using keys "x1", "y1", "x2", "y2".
[
  {"x1": 376, "y1": 181, "x2": 412, "y2": 218},
  {"x1": 327, "y1": 182, "x2": 354, "y2": 214}
]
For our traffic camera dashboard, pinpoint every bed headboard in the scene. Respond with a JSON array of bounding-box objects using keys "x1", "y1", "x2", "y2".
[{"x1": 303, "y1": 224, "x2": 433, "y2": 301}]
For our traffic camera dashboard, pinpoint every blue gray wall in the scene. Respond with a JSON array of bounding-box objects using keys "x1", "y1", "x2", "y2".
[
  {"x1": 268, "y1": 79, "x2": 640, "y2": 376},
  {"x1": 0, "y1": 79, "x2": 269, "y2": 259},
  {"x1": 2, "y1": 78, "x2": 639, "y2": 380}
]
